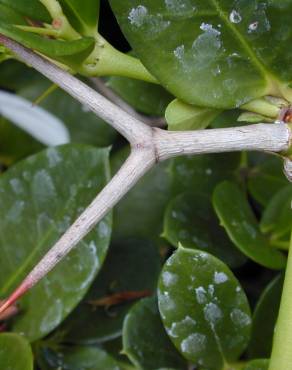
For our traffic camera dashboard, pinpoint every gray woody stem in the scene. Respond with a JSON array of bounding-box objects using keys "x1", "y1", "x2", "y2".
[{"x1": 0, "y1": 34, "x2": 291, "y2": 313}]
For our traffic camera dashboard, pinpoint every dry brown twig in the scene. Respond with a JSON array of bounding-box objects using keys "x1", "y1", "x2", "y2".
[{"x1": 0, "y1": 34, "x2": 291, "y2": 314}]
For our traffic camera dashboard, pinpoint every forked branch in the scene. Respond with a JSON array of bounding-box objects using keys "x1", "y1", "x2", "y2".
[{"x1": 0, "y1": 35, "x2": 291, "y2": 314}]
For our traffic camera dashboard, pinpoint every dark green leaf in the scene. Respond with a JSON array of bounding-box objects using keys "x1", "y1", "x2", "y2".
[
  {"x1": 243, "y1": 359, "x2": 269, "y2": 370},
  {"x1": 0, "y1": 60, "x2": 39, "y2": 91},
  {"x1": 248, "y1": 156, "x2": 288, "y2": 206},
  {"x1": 213, "y1": 181, "x2": 286, "y2": 269},
  {"x1": 109, "y1": 1, "x2": 292, "y2": 108},
  {"x1": 0, "y1": 0, "x2": 50, "y2": 22},
  {"x1": 165, "y1": 99, "x2": 221, "y2": 131},
  {"x1": 123, "y1": 297, "x2": 186, "y2": 370},
  {"x1": 0, "y1": 3, "x2": 26, "y2": 25},
  {"x1": 158, "y1": 247, "x2": 251, "y2": 369},
  {"x1": 0, "y1": 333, "x2": 33, "y2": 370},
  {"x1": 19, "y1": 77, "x2": 116, "y2": 147},
  {"x1": 59, "y1": 0, "x2": 100, "y2": 35},
  {"x1": 0, "y1": 117, "x2": 43, "y2": 165},
  {"x1": 62, "y1": 238, "x2": 161, "y2": 344},
  {"x1": 112, "y1": 147, "x2": 172, "y2": 241},
  {"x1": 163, "y1": 192, "x2": 246, "y2": 268},
  {"x1": 170, "y1": 153, "x2": 240, "y2": 196},
  {"x1": 0, "y1": 21, "x2": 95, "y2": 65},
  {"x1": 249, "y1": 274, "x2": 284, "y2": 359},
  {"x1": 107, "y1": 75, "x2": 173, "y2": 116},
  {"x1": 37, "y1": 345, "x2": 124, "y2": 370},
  {"x1": 260, "y1": 185, "x2": 292, "y2": 240},
  {"x1": 0, "y1": 145, "x2": 111, "y2": 341}
]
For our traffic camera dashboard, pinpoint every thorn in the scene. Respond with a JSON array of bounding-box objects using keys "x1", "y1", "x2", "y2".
[{"x1": 0, "y1": 282, "x2": 29, "y2": 315}]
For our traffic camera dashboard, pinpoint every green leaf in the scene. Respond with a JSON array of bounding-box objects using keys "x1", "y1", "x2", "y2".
[
  {"x1": 158, "y1": 247, "x2": 251, "y2": 369},
  {"x1": 0, "y1": 3, "x2": 26, "y2": 25},
  {"x1": 165, "y1": 99, "x2": 221, "y2": 131},
  {"x1": 0, "y1": 145, "x2": 112, "y2": 341},
  {"x1": 163, "y1": 192, "x2": 246, "y2": 268},
  {"x1": 107, "y1": 75, "x2": 173, "y2": 116},
  {"x1": 37, "y1": 345, "x2": 124, "y2": 370},
  {"x1": 19, "y1": 77, "x2": 116, "y2": 148},
  {"x1": 0, "y1": 0, "x2": 50, "y2": 22},
  {"x1": 0, "y1": 333, "x2": 33, "y2": 370},
  {"x1": 0, "y1": 21, "x2": 95, "y2": 65},
  {"x1": 112, "y1": 147, "x2": 172, "y2": 241},
  {"x1": 170, "y1": 152, "x2": 240, "y2": 196},
  {"x1": 123, "y1": 297, "x2": 187, "y2": 370},
  {"x1": 0, "y1": 60, "x2": 39, "y2": 91},
  {"x1": 260, "y1": 185, "x2": 292, "y2": 240},
  {"x1": 248, "y1": 156, "x2": 289, "y2": 206},
  {"x1": 59, "y1": 0, "x2": 100, "y2": 35},
  {"x1": 213, "y1": 181, "x2": 286, "y2": 269},
  {"x1": 243, "y1": 359, "x2": 269, "y2": 370},
  {"x1": 249, "y1": 274, "x2": 284, "y2": 359},
  {"x1": 0, "y1": 117, "x2": 43, "y2": 165},
  {"x1": 109, "y1": 1, "x2": 292, "y2": 109},
  {"x1": 61, "y1": 238, "x2": 161, "y2": 344}
]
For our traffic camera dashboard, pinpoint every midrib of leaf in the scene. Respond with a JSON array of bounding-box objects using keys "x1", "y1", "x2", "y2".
[
  {"x1": 0, "y1": 153, "x2": 109, "y2": 296},
  {"x1": 210, "y1": 0, "x2": 272, "y2": 84}
]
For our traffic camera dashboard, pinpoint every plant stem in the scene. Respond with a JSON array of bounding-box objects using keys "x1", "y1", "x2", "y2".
[
  {"x1": 80, "y1": 34, "x2": 157, "y2": 84},
  {"x1": 269, "y1": 231, "x2": 292, "y2": 370}
]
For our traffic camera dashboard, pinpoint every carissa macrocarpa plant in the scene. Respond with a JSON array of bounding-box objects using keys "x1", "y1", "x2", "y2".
[{"x1": 0, "y1": 1, "x2": 292, "y2": 370}]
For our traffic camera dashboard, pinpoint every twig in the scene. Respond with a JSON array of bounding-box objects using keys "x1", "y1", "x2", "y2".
[{"x1": 0, "y1": 35, "x2": 291, "y2": 314}]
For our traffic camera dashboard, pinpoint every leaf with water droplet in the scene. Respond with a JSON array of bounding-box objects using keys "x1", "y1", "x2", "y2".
[
  {"x1": 158, "y1": 247, "x2": 251, "y2": 369},
  {"x1": 213, "y1": 181, "x2": 286, "y2": 269},
  {"x1": 123, "y1": 297, "x2": 187, "y2": 370},
  {"x1": 0, "y1": 144, "x2": 112, "y2": 341},
  {"x1": 170, "y1": 151, "x2": 240, "y2": 196},
  {"x1": 0, "y1": 333, "x2": 33, "y2": 370},
  {"x1": 249, "y1": 274, "x2": 284, "y2": 359},
  {"x1": 109, "y1": 1, "x2": 292, "y2": 108},
  {"x1": 163, "y1": 192, "x2": 246, "y2": 268}
]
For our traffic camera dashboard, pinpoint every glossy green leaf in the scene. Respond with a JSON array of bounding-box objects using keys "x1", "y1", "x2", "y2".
[
  {"x1": 59, "y1": 0, "x2": 100, "y2": 35},
  {"x1": 20, "y1": 77, "x2": 116, "y2": 147},
  {"x1": 0, "y1": 3, "x2": 26, "y2": 25},
  {"x1": 158, "y1": 247, "x2": 251, "y2": 369},
  {"x1": 37, "y1": 345, "x2": 124, "y2": 370},
  {"x1": 0, "y1": 145, "x2": 111, "y2": 341},
  {"x1": 107, "y1": 75, "x2": 173, "y2": 116},
  {"x1": 0, "y1": 333, "x2": 33, "y2": 370},
  {"x1": 0, "y1": 21, "x2": 95, "y2": 65},
  {"x1": 0, "y1": 0, "x2": 50, "y2": 22},
  {"x1": 213, "y1": 181, "x2": 286, "y2": 269},
  {"x1": 109, "y1": 1, "x2": 292, "y2": 109},
  {"x1": 165, "y1": 99, "x2": 221, "y2": 131},
  {"x1": 0, "y1": 117, "x2": 43, "y2": 165},
  {"x1": 248, "y1": 156, "x2": 289, "y2": 206},
  {"x1": 249, "y1": 274, "x2": 284, "y2": 359},
  {"x1": 62, "y1": 238, "x2": 161, "y2": 344},
  {"x1": 0, "y1": 60, "x2": 39, "y2": 91},
  {"x1": 260, "y1": 185, "x2": 292, "y2": 240},
  {"x1": 123, "y1": 297, "x2": 186, "y2": 370},
  {"x1": 170, "y1": 152, "x2": 240, "y2": 196},
  {"x1": 243, "y1": 359, "x2": 269, "y2": 370},
  {"x1": 112, "y1": 147, "x2": 172, "y2": 241},
  {"x1": 163, "y1": 192, "x2": 246, "y2": 268}
]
